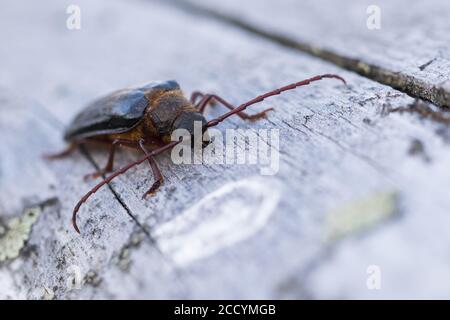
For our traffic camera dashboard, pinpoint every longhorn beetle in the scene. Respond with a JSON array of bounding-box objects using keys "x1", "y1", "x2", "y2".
[{"x1": 46, "y1": 74, "x2": 346, "y2": 233}]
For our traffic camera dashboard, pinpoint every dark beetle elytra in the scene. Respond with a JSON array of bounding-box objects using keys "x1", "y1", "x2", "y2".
[{"x1": 46, "y1": 75, "x2": 346, "y2": 233}]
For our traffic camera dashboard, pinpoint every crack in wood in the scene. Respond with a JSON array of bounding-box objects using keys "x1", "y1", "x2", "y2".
[
  {"x1": 164, "y1": 0, "x2": 450, "y2": 108},
  {"x1": 79, "y1": 147, "x2": 157, "y2": 244},
  {"x1": 26, "y1": 101, "x2": 152, "y2": 244},
  {"x1": 301, "y1": 123, "x2": 389, "y2": 177},
  {"x1": 419, "y1": 58, "x2": 437, "y2": 71},
  {"x1": 4, "y1": 0, "x2": 450, "y2": 298},
  {"x1": 389, "y1": 99, "x2": 450, "y2": 126}
]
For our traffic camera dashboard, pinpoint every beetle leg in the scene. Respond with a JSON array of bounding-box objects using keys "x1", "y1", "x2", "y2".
[
  {"x1": 83, "y1": 139, "x2": 121, "y2": 181},
  {"x1": 191, "y1": 91, "x2": 218, "y2": 109},
  {"x1": 197, "y1": 94, "x2": 274, "y2": 121},
  {"x1": 138, "y1": 139, "x2": 163, "y2": 199},
  {"x1": 205, "y1": 74, "x2": 346, "y2": 128},
  {"x1": 72, "y1": 140, "x2": 180, "y2": 233},
  {"x1": 43, "y1": 140, "x2": 85, "y2": 159},
  {"x1": 190, "y1": 91, "x2": 205, "y2": 104},
  {"x1": 83, "y1": 138, "x2": 154, "y2": 181}
]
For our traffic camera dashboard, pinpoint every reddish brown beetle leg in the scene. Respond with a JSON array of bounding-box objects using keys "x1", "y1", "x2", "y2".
[
  {"x1": 197, "y1": 94, "x2": 273, "y2": 121},
  {"x1": 72, "y1": 140, "x2": 180, "y2": 234},
  {"x1": 43, "y1": 141, "x2": 84, "y2": 159},
  {"x1": 83, "y1": 139, "x2": 121, "y2": 181},
  {"x1": 138, "y1": 139, "x2": 163, "y2": 199},
  {"x1": 190, "y1": 91, "x2": 205, "y2": 104},
  {"x1": 205, "y1": 74, "x2": 346, "y2": 128},
  {"x1": 191, "y1": 91, "x2": 218, "y2": 109}
]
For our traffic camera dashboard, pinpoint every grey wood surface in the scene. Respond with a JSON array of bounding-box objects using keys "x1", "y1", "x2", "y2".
[
  {"x1": 182, "y1": 0, "x2": 450, "y2": 108},
  {"x1": 1, "y1": 0, "x2": 450, "y2": 299}
]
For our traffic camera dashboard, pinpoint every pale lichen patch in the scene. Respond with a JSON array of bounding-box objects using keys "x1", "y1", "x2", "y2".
[
  {"x1": 0, "y1": 207, "x2": 41, "y2": 262},
  {"x1": 325, "y1": 191, "x2": 399, "y2": 242},
  {"x1": 115, "y1": 230, "x2": 146, "y2": 271},
  {"x1": 85, "y1": 270, "x2": 102, "y2": 287}
]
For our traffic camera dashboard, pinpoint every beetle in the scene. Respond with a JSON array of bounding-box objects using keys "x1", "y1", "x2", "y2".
[{"x1": 46, "y1": 74, "x2": 346, "y2": 233}]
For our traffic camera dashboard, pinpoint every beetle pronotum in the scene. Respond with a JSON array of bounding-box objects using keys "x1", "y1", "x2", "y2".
[{"x1": 46, "y1": 74, "x2": 346, "y2": 233}]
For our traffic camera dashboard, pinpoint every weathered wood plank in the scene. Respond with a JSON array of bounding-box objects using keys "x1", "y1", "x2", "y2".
[
  {"x1": 1, "y1": 0, "x2": 450, "y2": 299},
  {"x1": 178, "y1": 0, "x2": 450, "y2": 107}
]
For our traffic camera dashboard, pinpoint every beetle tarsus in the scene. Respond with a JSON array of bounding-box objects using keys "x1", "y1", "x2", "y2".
[
  {"x1": 138, "y1": 139, "x2": 164, "y2": 199},
  {"x1": 142, "y1": 179, "x2": 163, "y2": 199}
]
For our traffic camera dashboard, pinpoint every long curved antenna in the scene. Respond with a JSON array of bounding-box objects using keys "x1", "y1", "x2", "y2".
[
  {"x1": 206, "y1": 74, "x2": 346, "y2": 128},
  {"x1": 72, "y1": 140, "x2": 180, "y2": 233}
]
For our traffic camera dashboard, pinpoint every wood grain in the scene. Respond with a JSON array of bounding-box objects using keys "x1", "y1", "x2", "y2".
[
  {"x1": 1, "y1": 0, "x2": 450, "y2": 299},
  {"x1": 178, "y1": 0, "x2": 450, "y2": 107}
]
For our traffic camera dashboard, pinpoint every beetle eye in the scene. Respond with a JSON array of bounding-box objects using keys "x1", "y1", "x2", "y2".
[
  {"x1": 172, "y1": 112, "x2": 207, "y2": 136},
  {"x1": 172, "y1": 112, "x2": 209, "y2": 149}
]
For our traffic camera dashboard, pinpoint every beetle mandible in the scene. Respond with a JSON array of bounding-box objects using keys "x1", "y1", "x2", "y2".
[{"x1": 46, "y1": 74, "x2": 346, "y2": 233}]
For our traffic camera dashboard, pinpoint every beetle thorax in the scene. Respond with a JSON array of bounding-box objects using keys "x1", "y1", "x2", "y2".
[{"x1": 146, "y1": 90, "x2": 196, "y2": 142}]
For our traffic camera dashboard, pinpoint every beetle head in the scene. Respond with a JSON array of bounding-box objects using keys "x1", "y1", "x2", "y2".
[{"x1": 171, "y1": 111, "x2": 211, "y2": 148}]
